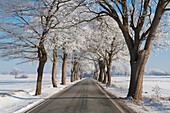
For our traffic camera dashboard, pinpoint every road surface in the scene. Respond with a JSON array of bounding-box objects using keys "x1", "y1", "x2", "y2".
[{"x1": 27, "y1": 78, "x2": 134, "y2": 113}]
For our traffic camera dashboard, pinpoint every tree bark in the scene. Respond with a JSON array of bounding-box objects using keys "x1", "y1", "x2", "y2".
[
  {"x1": 71, "y1": 70, "x2": 75, "y2": 82},
  {"x1": 107, "y1": 65, "x2": 111, "y2": 87},
  {"x1": 52, "y1": 49, "x2": 57, "y2": 87},
  {"x1": 103, "y1": 62, "x2": 107, "y2": 84},
  {"x1": 93, "y1": 71, "x2": 98, "y2": 80},
  {"x1": 128, "y1": 50, "x2": 149, "y2": 100},
  {"x1": 107, "y1": 55, "x2": 112, "y2": 87},
  {"x1": 35, "y1": 45, "x2": 47, "y2": 95},
  {"x1": 94, "y1": 62, "x2": 99, "y2": 80},
  {"x1": 76, "y1": 63, "x2": 80, "y2": 80},
  {"x1": 127, "y1": 2, "x2": 166, "y2": 101},
  {"x1": 96, "y1": 70, "x2": 99, "y2": 80},
  {"x1": 71, "y1": 62, "x2": 77, "y2": 82},
  {"x1": 74, "y1": 71, "x2": 76, "y2": 81},
  {"x1": 80, "y1": 72, "x2": 83, "y2": 79},
  {"x1": 71, "y1": 62, "x2": 74, "y2": 82},
  {"x1": 71, "y1": 67, "x2": 74, "y2": 82},
  {"x1": 98, "y1": 60, "x2": 104, "y2": 82},
  {"x1": 61, "y1": 52, "x2": 67, "y2": 85}
]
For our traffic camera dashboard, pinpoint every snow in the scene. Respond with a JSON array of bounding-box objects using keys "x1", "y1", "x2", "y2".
[
  {"x1": 0, "y1": 74, "x2": 82, "y2": 113},
  {"x1": 1, "y1": 74, "x2": 170, "y2": 113},
  {"x1": 99, "y1": 75, "x2": 170, "y2": 113}
]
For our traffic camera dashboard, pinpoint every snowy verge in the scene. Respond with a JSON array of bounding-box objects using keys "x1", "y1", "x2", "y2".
[
  {"x1": 95, "y1": 76, "x2": 170, "y2": 113},
  {"x1": 15, "y1": 79, "x2": 84, "y2": 113},
  {"x1": 0, "y1": 74, "x2": 84, "y2": 113}
]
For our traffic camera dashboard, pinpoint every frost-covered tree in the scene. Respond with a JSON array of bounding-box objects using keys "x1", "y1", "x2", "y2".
[
  {"x1": 146, "y1": 68, "x2": 168, "y2": 75},
  {"x1": 55, "y1": 26, "x2": 85, "y2": 84},
  {"x1": 11, "y1": 67, "x2": 21, "y2": 78},
  {"x1": 67, "y1": 27, "x2": 87, "y2": 82},
  {"x1": 0, "y1": 0, "x2": 83, "y2": 95},
  {"x1": 82, "y1": 17, "x2": 128, "y2": 86},
  {"x1": 45, "y1": 34, "x2": 59, "y2": 87},
  {"x1": 70, "y1": 52, "x2": 80, "y2": 82},
  {"x1": 83, "y1": 0, "x2": 170, "y2": 100},
  {"x1": 111, "y1": 63, "x2": 130, "y2": 75}
]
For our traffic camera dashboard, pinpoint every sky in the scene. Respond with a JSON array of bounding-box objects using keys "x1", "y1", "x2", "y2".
[
  {"x1": 0, "y1": 60, "x2": 53, "y2": 74},
  {"x1": 0, "y1": 47, "x2": 170, "y2": 74},
  {"x1": 146, "y1": 47, "x2": 170, "y2": 72},
  {"x1": 0, "y1": 1, "x2": 169, "y2": 75}
]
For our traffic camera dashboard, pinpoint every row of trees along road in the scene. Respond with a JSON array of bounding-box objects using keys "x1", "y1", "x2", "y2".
[
  {"x1": 0, "y1": 0, "x2": 169, "y2": 101},
  {"x1": 81, "y1": 17, "x2": 129, "y2": 86},
  {"x1": 81, "y1": 0, "x2": 170, "y2": 100},
  {"x1": 0, "y1": 0, "x2": 86, "y2": 95}
]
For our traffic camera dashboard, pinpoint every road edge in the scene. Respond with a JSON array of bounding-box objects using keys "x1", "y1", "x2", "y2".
[
  {"x1": 92, "y1": 79, "x2": 136, "y2": 113},
  {"x1": 15, "y1": 78, "x2": 86, "y2": 113}
]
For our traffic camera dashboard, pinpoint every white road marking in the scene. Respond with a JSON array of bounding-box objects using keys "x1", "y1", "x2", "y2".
[{"x1": 95, "y1": 81, "x2": 126, "y2": 113}]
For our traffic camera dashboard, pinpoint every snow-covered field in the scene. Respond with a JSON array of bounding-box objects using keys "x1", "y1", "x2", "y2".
[
  {"x1": 100, "y1": 75, "x2": 170, "y2": 113},
  {"x1": 1, "y1": 74, "x2": 170, "y2": 113},
  {"x1": 0, "y1": 74, "x2": 82, "y2": 113}
]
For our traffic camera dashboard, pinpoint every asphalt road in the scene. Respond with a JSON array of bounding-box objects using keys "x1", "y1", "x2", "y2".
[{"x1": 27, "y1": 78, "x2": 134, "y2": 113}]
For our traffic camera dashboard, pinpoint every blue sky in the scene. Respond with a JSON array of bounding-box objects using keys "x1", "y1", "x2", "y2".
[
  {"x1": 0, "y1": 48, "x2": 170, "y2": 74},
  {"x1": 146, "y1": 47, "x2": 170, "y2": 72},
  {"x1": 0, "y1": 60, "x2": 53, "y2": 74}
]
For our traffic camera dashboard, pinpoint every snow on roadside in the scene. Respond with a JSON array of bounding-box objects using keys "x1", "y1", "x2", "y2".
[
  {"x1": 0, "y1": 74, "x2": 83, "y2": 113},
  {"x1": 98, "y1": 76, "x2": 170, "y2": 113}
]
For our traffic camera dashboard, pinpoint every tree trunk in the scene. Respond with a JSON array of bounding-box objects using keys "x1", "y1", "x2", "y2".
[
  {"x1": 96, "y1": 70, "x2": 99, "y2": 80},
  {"x1": 76, "y1": 63, "x2": 80, "y2": 80},
  {"x1": 71, "y1": 62, "x2": 77, "y2": 82},
  {"x1": 98, "y1": 60, "x2": 104, "y2": 82},
  {"x1": 94, "y1": 62, "x2": 99, "y2": 80},
  {"x1": 84, "y1": 73, "x2": 86, "y2": 77},
  {"x1": 107, "y1": 65, "x2": 111, "y2": 87},
  {"x1": 94, "y1": 70, "x2": 99, "y2": 80},
  {"x1": 35, "y1": 46, "x2": 47, "y2": 95},
  {"x1": 103, "y1": 62, "x2": 107, "y2": 84},
  {"x1": 107, "y1": 55, "x2": 112, "y2": 87},
  {"x1": 73, "y1": 63, "x2": 77, "y2": 81},
  {"x1": 127, "y1": 50, "x2": 149, "y2": 100},
  {"x1": 71, "y1": 62, "x2": 74, "y2": 82},
  {"x1": 61, "y1": 52, "x2": 67, "y2": 85},
  {"x1": 52, "y1": 49, "x2": 57, "y2": 87},
  {"x1": 74, "y1": 71, "x2": 76, "y2": 81},
  {"x1": 127, "y1": 3, "x2": 165, "y2": 100},
  {"x1": 71, "y1": 69, "x2": 75, "y2": 82},
  {"x1": 80, "y1": 72, "x2": 83, "y2": 79}
]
